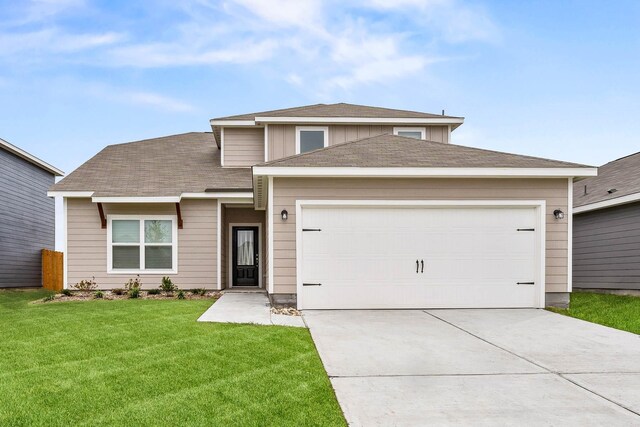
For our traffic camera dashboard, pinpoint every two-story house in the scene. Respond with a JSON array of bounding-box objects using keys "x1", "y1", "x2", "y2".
[{"x1": 49, "y1": 103, "x2": 596, "y2": 309}]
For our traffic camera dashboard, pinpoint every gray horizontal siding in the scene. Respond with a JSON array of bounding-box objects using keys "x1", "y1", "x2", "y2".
[
  {"x1": 0, "y1": 148, "x2": 55, "y2": 287},
  {"x1": 573, "y1": 201, "x2": 640, "y2": 290}
]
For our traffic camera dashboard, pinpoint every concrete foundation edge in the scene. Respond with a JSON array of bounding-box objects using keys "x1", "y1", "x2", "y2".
[{"x1": 545, "y1": 292, "x2": 570, "y2": 309}]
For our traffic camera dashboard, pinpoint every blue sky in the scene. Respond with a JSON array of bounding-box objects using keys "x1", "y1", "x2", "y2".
[{"x1": 1, "y1": 0, "x2": 639, "y2": 175}]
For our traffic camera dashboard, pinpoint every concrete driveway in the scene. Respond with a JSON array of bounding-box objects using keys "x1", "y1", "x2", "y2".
[{"x1": 303, "y1": 309, "x2": 640, "y2": 426}]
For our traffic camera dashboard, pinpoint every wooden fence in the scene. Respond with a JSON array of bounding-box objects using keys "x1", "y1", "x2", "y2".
[{"x1": 42, "y1": 249, "x2": 64, "y2": 291}]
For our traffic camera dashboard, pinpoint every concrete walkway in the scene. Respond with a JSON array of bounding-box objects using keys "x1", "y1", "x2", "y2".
[
  {"x1": 197, "y1": 292, "x2": 305, "y2": 328},
  {"x1": 304, "y1": 309, "x2": 640, "y2": 426}
]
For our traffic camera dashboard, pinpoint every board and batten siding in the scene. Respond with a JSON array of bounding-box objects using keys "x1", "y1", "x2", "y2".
[
  {"x1": 267, "y1": 125, "x2": 450, "y2": 161},
  {"x1": 223, "y1": 127, "x2": 264, "y2": 167},
  {"x1": 270, "y1": 178, "x2": 569, "y2": 295},
  {"x1": 0, "y1": 148, "x2": 55, "y2": 287},
  {"x1": 66, "y1": 198, "x2": 218, "y2": 289},
  {"x1": 573, "y1": 201, "x2": 640, "y2": 290}
]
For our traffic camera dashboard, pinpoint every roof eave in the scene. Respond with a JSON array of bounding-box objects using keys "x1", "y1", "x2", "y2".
[
  {"x1": 574, "y1": 191, "x2": 640, "y2": 214},
  {"x1": 252, "y1": 167, "x2": 598, "y2": 179},
  {"x1": 1, "y1": 138, "x2": 64, "y2": 176},
  {"x1": 210, "y1": 117, "x2": 465, "y2": 126}
]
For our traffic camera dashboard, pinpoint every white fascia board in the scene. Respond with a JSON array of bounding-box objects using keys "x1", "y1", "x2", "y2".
[
  {"x1": 254, "y1": 116, "x2": 465, "y2": 125},
  {"x1": 180, "y1": 192, "x2": 254, "y2": 199},
  {"x1": 47, "y1": 191, "x2": 94, "y2": 198},
  {"x1": 210, "y1": 119, "x2": 256, "y2": 126},
  {"x1": 573, "y1": 191, "x2": 640, "y2": 214},
  {"x1": 252, "y1": 167, "x2": 599, "y2": 178},
  {"x1": 92, "y1": 196, "x2": 180, "y2": 203},
  {"x1": 0, "y1": 138, "x2": 64, "y2": 176}
]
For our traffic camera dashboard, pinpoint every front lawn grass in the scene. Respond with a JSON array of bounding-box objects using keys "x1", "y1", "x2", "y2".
[
  {"x1": 0, "y1": 290, "x2": 345, "y2": 426},
  {"x1": 549, "y1": 291, "x2": 640, "y2": 335}
]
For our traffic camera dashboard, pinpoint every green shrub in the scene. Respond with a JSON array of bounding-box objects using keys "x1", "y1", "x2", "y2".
[
  {"x1": 160, "y1": 276, "x2": 177, "y2": 294},
  {"x1": 129, "y1": 288, "x2": 140, "y2": 299},
  {"x1": 147, "y1": 288, "x2": 161, "y2": 295},
  {"x1": 42, "y1": 295, "x2": 55, "y2": 302},
  {"x1": 112, "y1": 288, "x2": 126, "y2": 296},
  {"x1": 94, "y1": 290, "x2": 104, "y2": 299},
  {"x1": 124, "y1": 275, "x2": 142, "y2": 292},
  {"x1": 177, "y1": 290, "x2": 185, "y2": 300},
  {"x1": 190, "y1": 288, "x2": 206, "y2": 296},
  {"x1": 60, "y1": 289, "x2": 73, "y2": 297},
  {"x1": 74, "y1": 276, "x2": 97, "y2": 292}
]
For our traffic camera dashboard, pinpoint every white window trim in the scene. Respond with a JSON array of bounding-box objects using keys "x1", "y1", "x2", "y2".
[
  {"x1": 393, "y1": 127, "x2": 426, "y2": 140},
  {"x1": 295, "y1": 126, "x2": 329, "y2": 154},
  {"x1": 107, "y1": 215, "x2": 178, "y2": 275}
]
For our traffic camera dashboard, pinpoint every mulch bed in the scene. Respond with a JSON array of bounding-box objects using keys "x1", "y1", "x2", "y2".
[{"x1": 34, "y1": 290, "x2": 221, "y2": 304}]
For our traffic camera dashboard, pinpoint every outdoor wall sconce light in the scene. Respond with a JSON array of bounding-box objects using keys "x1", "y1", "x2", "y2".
[
  {"x1": 553, "y1": 209, "x2": 565, "y2": 220},
  {"x1": 281, "y1": 209, "x2": 288, "y2": 221}
]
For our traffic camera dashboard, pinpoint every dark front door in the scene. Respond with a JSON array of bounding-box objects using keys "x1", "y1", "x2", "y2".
[{"x1": 232, "y1": 227, "x2": 259, "y2": 286}]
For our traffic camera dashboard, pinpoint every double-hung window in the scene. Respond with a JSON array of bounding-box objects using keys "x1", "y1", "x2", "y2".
[
  {"x1": 296, "y1": 126, "x2": 328, "y2": 154},
  {"x1": 393, "y1": 127, "x2": 426, "y2": 140},
  {"x1": 108, "y1": 216, "x2": 177, "y2": 274}
]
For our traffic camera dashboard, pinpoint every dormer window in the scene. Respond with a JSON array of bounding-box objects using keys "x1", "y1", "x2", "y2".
[
  {"x1": 394, "y1": 127, "x2": 426, "y2": 140},
  {"x1": 296, "y1": 126, "x2": 328, "y2": 154}
]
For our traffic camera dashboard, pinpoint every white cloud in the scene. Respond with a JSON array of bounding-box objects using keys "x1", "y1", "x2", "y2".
[
  {"x1": 365, "y1": 0, "x2": 499, "y2": 43},
  {"x1": 0, "y1": 0, "x2": 499, "y2": 96},
  {"x1": 124, "y1": 91, "x2": 197, "y2": 112},
  {"x1": 107, "y1": 39, "x2": 277, "y2": 67},
  {"x1": 84, "y1": 84, "x2": 197, "y2": 113},
  {"x1": 0, "y1": 28, "x2": 124, "y2": 56}
]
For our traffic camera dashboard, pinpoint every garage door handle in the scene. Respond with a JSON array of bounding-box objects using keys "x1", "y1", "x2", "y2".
[
  {"x1": 303, "y1": 283, "x2": 322, "y2": 286},
  {"x1": 416, "y1": 260, "x2": 419, "y2": 273},
  {"x1": 421, "y1": 260, "x2": 424, "y2": 273},
  {"x1": 517, "y1": 282, "x2": 535, "y2": 285}
]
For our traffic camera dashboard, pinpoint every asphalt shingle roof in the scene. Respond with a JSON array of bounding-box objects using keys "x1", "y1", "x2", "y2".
[
  {"x1": 257, "y1": 134, "x2": 592, "y2": 169},
  {"x1": 574, "y1": 151, "x2": 640, "y2": 208},
  {"x1": 50, "y1": 132, "x2": 252, "y2": 197},
  {"x1": 213, "y1": 102, "x2": 461, "y2": 121}
]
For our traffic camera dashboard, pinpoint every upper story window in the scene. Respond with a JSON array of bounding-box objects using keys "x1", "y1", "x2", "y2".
[
  {"x1": 296, "y1": 126, "x2": 328, "y2": 154},
  {"x1": 393, "y1": 127, "x2": 426, "y2": 140},
  {"x1": 108, "y1": 216, "x2": 177, "y2": 274}
]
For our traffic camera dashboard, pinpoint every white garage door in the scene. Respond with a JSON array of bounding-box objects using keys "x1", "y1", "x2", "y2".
[{"x1": 299, "y1": 205, "x2": 541, "y2": 309}]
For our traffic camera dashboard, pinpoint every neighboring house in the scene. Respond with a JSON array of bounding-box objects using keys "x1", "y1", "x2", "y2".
[
  {"x1": 0, "y1": 138, "x2": 64, "y2": 288},
  {"x1": 49, "y1": 103, "x2": 596, "y2": 308},
  {"x1": 573, "y1": 151, "x2": 640, "y2": 291}
]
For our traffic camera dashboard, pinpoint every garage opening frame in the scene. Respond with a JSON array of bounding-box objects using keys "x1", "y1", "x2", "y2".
[{"x1": 294, "y1": 199, "x2": 547, "y2": 310}]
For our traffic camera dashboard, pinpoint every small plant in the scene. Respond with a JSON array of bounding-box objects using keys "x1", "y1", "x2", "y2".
[
  {"x1": 94, "y1": 290, "x2": 104, "y2": 299},
  {"x1": 147, "y1": 288, "x2": 160, "y2": 295},
  {"x1": 177, "y1": 290, "x2": 185, "y2": 300},
  {"x1": 60, "y1": 289, "x2": 73, "y2": 297},
  {"x1": 112, "y1": 288, "x2": 126, "y2": 296},
  {"x1": 160, "y1": 276, "x2": 177, "y2": 294},
  {"x1": 129, "y1": 288, "x2": 140, "y2": 299},
  {"x1": 190, "y1": 288, "x2": 206, "y2": 296},
  {"x1": 42, "y1": 294, "x2": 55, "y2": 302},
  {"x1": 74, "y1": 276, "x2": 97, "y2": 292},
  {"x1": 124, "y1": 275, "x2": 142, "y2": 292}
]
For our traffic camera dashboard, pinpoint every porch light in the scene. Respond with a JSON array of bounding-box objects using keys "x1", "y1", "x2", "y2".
[
  {"x1": 553, "y1": 209, "x2": 565, "y2": 220},
  {"x1": 281, "y1": 209, "x2": 288, "y2": 221}
]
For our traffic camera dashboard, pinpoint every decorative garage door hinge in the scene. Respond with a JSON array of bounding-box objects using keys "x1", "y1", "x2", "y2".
[
  {"x1": 302, "y1": 228, "x2": 322, "y2": 232},
  {"x1": 517, "y1": 282, "x2": 535, "y2": 285},
  {"x1": 302, "y1": 283, "x2": 322, "y2": 286},
  {"x1": 517, "y1": 228, "x2": 535, "y2": 231}
]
